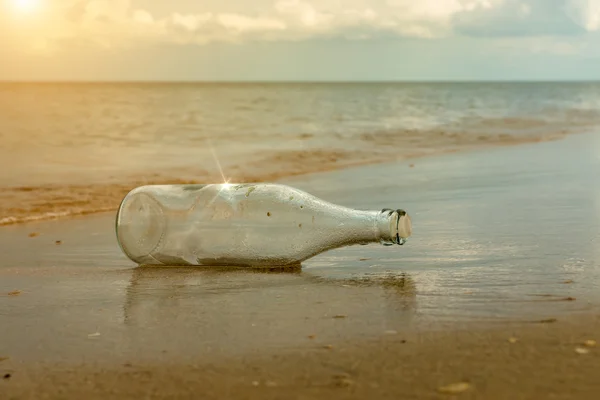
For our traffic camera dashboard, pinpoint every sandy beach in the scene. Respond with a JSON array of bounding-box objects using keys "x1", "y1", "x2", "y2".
[
  {"x1": 2, "y1": 315, "x2": 600, "y2": 400},
  {"x1": 2, "y1": 130, "x2": 600, "y2": 399}
]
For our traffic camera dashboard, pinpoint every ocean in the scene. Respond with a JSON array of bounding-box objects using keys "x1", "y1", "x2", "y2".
[{"x1": 2, "y1": 81, "x2": 600, "y2": 225}]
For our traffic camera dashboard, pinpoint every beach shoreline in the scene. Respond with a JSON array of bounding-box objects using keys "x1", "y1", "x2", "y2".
[
  {"x1": 4, "y1": 80, "x2": 600, "y2": 228},
  {"x1": 0, "y1": 130, "x2": 569, "y2": 227}
]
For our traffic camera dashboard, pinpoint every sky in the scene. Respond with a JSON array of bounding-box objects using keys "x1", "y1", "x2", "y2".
[{"x1": 1, "y1": 0, "x2": 600, "y2": 81}]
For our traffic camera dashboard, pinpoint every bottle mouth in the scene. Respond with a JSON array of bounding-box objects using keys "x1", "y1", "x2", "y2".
[
  {"x1": 381, "y1": 208, "x2": 412, "y2": 245},
  {"x1": 394, "y1": 209, "x2": 412, "y2": 245}
]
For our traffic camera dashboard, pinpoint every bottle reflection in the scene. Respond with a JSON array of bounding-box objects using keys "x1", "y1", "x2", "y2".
[
  {"x1": 121, "y1": 265, "x2": 418, "y2": 337},
  {"x1": 122, "y1": 265, "x2": 303, "y2": 324},
  {"x1": 302, "y1": 269, "x2": 418, "y2": 329}
]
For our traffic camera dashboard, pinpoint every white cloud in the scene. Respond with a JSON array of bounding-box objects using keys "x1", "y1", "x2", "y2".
[
  {"x1": 3, "y1": 0, "x2": 600, "y2": 54},
  {"x1": 218, "y1": 14, "x2": 286, "y2": 33},
  {"x1": 452, "y1": 0, "x2": 600, "y2": 37},
  {"x1": 493, "y1": 36, "x2": 583, "y2": 55},
  {"x1": 85, "y1": 0, "x2": 130, "y2": 20},
  {"x1": 170, "y1": 13, "x2": 212, "y2": 32},
  {"x1": 133, "y1": 9, "x2": 154, "y2": 25},
  {"x1": 565, "y1": 0, "x2": 600, "y2": 30}
]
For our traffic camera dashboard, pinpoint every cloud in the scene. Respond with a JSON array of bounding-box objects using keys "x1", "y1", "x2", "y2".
[
  {"x1": 452, "y1": 0, "x2": 592, "y2": 37},
  {"x1": 270, "y1": 0, "x2": 485, "y2": 39},
  {"x1": 565, "y1": 0, "x2": 600, "y2": 31},
  {"x1": 2, "y1": 0, "x2": 470, "y2": 54},
  {"x1": 490, "y1": 35, "x2": 588, "y2": 56},
  {"x1": 3, "y1": 0, "x2": 600, "y2": 55}
]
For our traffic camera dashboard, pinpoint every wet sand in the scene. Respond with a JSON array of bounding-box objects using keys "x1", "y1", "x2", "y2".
[
  {"x1": 2, "y1": 132, "x2": 600, "y2": 398},
  {"x1": 3, "y1": 314, "x2": 600, "y2": 400}
]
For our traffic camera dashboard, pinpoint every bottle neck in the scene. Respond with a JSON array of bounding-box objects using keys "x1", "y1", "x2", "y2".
[{"x1": 336, "y1": 208, "x2": 412, "y2": 247}]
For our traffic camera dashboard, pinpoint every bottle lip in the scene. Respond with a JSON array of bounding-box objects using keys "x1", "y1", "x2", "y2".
[
  {"x1": 395, "y1": 210, "x2": 412, "y2": 244},
  {"x1": 380, "y1": 208, "x2": 412, "y2": 245}
]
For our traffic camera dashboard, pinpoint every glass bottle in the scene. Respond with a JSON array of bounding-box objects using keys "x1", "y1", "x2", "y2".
[{"x1": 115, "y1": 183, "x2": 412, "y2": 267}]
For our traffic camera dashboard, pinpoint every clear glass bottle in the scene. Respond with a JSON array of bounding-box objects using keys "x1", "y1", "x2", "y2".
[{"x1": 115, "y1": 183, "x2": 412, "y2": 267}]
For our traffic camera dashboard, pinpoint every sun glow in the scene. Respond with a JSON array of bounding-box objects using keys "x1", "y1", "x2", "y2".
[{"x1": 11, "y1": 0, "x2": 40, "y2": 13}]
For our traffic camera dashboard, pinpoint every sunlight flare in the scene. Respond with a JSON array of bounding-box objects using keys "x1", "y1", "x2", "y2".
[
  {"x1": 10, "y1": 0, "x2": 40, "y2": 13},
  {"x1": 207, "y1": 138, "x2": 229, "y2": 184}
]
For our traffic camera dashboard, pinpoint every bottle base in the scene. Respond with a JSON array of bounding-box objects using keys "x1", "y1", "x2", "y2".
[{"x1": 115, "y1": 191, "x2": 166, "y2": 263}]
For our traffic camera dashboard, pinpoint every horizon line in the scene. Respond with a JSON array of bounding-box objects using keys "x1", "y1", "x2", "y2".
[{"x1": 1, "y1": 79, "x2": 600, "y2": 84}]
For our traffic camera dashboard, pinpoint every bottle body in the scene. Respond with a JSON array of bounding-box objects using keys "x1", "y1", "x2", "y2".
[{"x1": 115, "y1": 183, "x2": 412, "y2": 267}]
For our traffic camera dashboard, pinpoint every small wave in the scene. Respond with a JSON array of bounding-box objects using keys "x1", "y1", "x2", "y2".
[
  {"x1": 0, "y1": 207, "x2": 115, "y2": 226},
  {"x1": 357, "y1": 112, "x2": 590, "y2": 147}
]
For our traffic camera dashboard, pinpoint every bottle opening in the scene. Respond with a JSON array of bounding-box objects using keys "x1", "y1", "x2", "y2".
[
  {"x1": 395, "y1": 209, "x2": 412, "y2": 244},
  {"x1": 380, "y1": 208, "x2": 412, "y2": 246}
]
